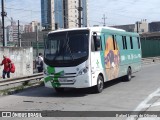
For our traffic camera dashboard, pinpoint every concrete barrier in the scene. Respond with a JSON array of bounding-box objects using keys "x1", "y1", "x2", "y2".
[{"x1": 0, "y1": 47, "x2": 33, "y2": 79}]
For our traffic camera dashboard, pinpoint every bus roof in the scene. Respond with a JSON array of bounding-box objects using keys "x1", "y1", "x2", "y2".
[
  {"x1": 48, "y1": 27, "x2": 124, "y2": 33},
  {"x1": 48, "y1": 27, "x2": 139, "y2": 36}
]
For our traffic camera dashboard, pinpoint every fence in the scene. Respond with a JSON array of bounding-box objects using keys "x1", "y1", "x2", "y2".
[{"x1": 141, "y1": 37, "x2": 160, "y2": 58}]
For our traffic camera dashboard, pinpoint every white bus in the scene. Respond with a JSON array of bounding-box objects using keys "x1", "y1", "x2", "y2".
[{"x1": 44, "y1": 27, "x2": 141, "y2": 93}]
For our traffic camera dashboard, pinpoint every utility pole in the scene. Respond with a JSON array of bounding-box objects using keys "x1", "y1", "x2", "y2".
[
  {"x1": 136, "y1": 21, "x2": 139, "y2": 33},
  {"x1": 102, "y1": 14, "x2": 107, "y2": 26},
  {"x1": 1, "y1": 0, "x2": 7, "y2": 46},
  {"x1": 78, "y1": 0, "x2": 83, "y2": 27},
  {"x1": 18, "y1": 20, "x2": 21, "y2": 47},
  {"x1": 36, "y1": 26, "x2": 39, "y2": 57}
]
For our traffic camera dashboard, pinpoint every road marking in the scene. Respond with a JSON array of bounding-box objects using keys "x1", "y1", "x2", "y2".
[
  {"x1": 126, "y1": 88, "x2": 160, "y2": 120},
  {"x1": 151, "y1": 102, "x2": 160, "y2": 107},
  {"x1": 134, "y1": 88, "x2": 160, "y2": 111},
  {"x1": 154, "y1": 94, "x2": 160, "y2": 97}
]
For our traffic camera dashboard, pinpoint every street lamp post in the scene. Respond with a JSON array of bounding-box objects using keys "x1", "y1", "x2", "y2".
[
  {"x1": 78, "y1": 0, "x2": 83, "y2": 27},
  {"x1": 36, "y1": 26, "x2": 39, "y2": 57}
]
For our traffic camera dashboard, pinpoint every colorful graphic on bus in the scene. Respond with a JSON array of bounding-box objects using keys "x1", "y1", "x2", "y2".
[
  {"x1": 44, "y1": 66, "x2": 64, "y2": 87},
  {"x1": 105, "y1": 36, "x2": 120, "y2": 80}
]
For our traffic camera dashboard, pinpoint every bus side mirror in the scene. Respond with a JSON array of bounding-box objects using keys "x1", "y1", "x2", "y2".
[
  {"x1": 93, "y1": 32, "x2": 97, "y2": 41},
  {"x1": 92, "y1": 32, "x2": 102, "y2": 51},
  {"x1": 92, "y1": 32, "x2": 98, "y2": 51}
]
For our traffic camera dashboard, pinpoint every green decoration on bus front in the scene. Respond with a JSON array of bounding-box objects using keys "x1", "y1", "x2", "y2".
[{"x1": 44, "y1": 66, "x2": 64, "y2": 87}]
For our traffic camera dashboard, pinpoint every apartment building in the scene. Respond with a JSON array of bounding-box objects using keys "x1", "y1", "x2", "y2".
[
  {"x1": 6, "y1": 18, "x2": 23, "y2": 42},
  {"x1": 24, "y1": 21, "x2": 42, "y2": 33}
]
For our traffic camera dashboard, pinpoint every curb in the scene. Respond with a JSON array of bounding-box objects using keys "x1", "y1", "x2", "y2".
[{"x1": 0, "y1": 81, "x2": 44, "y2": 96}]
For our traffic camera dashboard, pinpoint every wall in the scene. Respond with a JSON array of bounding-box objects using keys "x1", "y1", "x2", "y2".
[
  {"x1": 141, "y1": 39, "x2": 160, "y2": 58},
  {"x1": 0, "y1": 47, "x2": 33, "y2": 78},
  {"x1": 149, "y1": 22, "x2": 160, "y2": 32}
]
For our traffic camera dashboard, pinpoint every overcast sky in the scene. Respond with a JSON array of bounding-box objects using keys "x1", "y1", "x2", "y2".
[
  {"x1": 89, "y1": 0, "x2": 160, "y2": 26},
  {"x1": 3, "y1": 0, "x2": 160, "y2": 26}
]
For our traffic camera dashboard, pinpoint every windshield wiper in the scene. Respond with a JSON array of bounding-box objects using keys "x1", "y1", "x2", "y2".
[{"x1": 53, "y1": 51, "x2": 59, "y2": 61}]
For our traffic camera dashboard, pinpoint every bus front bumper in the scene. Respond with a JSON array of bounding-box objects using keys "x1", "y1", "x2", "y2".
[{"x1": 44, "y1": 74, "x2": 91, "y2": 89}]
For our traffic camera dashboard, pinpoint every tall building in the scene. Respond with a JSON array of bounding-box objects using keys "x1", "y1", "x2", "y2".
[
  {"x1": 6, "y1": 18, "x2": 23, "y2": 42},
  {"x1": 54, "y1": 0, "x2": 64, "y2": 29},
  {"x1": 24, "y1": 21, "x2": 42, "y2": 33},
  {"x1": 134, "y1": 19, "x2": 148, "y2": 33},
  {"x1": 81, "y1": 0, "x2": 88, "y2": 27},
  {"x1": 41, "y1": 0, "x2": 88, "y2": 30},
  {"x1": 62, "y1": 0, "x2": 88, "y2": 28},
  {"x1": 24, "y1": 25, "x2": 32, "y2": 33},
  {"x1": 41, "y1": 0, "x2": 54, "y2": 30}
]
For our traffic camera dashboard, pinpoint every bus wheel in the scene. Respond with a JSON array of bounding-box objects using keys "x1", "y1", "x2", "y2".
[
  {"x1": 54, "y1": 88, "x2": 64, "y2": 93},
  {"x1": 95, "y1": 75, "x2": 104, "y2": 93},
  {"x1": 125, "y1": 67, "x2": 132, "y2": 81}
]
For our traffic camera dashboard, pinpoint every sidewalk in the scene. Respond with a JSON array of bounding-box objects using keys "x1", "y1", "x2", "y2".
[{"x1": 142, "y1": 57, "x2": 160, "y2": 65}]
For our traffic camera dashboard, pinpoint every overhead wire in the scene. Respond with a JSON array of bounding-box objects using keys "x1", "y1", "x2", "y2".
[{"x1": 1, "y1": 0, "x2": 160, "y2": 27}]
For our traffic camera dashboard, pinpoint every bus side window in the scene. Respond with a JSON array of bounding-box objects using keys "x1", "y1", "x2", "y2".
[
  {"x1": 112, "y1": 35, "x2": 118, "y2": 50},
  {"x1": 122, "y1": 36, "x2": 127, "y2": 49},
  {"x1": 96, "y1": 36, "x2": 102, "y2": 51},
  {"x1": 112, "y1": 35, "x2": 116, "y2": 50},
  {"x1": 137, "y1": 37, "x2": 140, "y2": 49},
  {"x1": 91, "y1": 35, "x2": 95, "y2": 51},
  {"x1": 92, "y1": 34, "x2": 102, "y2": 51},
  {"x1": 130, "y1": 37, "x2": 133, "y2": 49},
  {"x1": 122, "y1": 36, "x2": 125, "y2": 49}
]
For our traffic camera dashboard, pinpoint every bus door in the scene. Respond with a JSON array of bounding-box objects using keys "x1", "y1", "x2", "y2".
[{"x1": 90, "y1": 32, "x2": 104, "y2": 85}]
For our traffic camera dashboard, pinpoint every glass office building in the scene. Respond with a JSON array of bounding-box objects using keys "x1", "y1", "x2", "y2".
[
  {"x1": 54, "y1": 0, "x2": 64, "y2": 29},
  {"x1": 41, "y1": 0, "x2": 88, "y2": 30},
  {"x1": 41, "y1": 0, "x2": 51, "y2": 29}
]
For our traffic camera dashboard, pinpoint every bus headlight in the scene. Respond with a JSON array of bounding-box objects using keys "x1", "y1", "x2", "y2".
[{"x1": 78, "y1": 67, "x2": 88, "y2": 76}]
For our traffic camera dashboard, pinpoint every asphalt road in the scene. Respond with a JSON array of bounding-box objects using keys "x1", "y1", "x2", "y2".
[{"x1": 0, "y1": 63, "x2": 160, "y2": 120}]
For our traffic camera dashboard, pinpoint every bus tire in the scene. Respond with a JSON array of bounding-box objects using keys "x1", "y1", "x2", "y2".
[
  {"x1": 54, "y1": 87, "x2": 64, "y2": 93},
  {"x1": 95, "y1": 75, "x2": 104, "y2": 93},
  {"x1": 125, "y1": 67, "x2": 132, "y2": 81}
]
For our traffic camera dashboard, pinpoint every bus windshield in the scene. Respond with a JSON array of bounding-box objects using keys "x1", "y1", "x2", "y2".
[{"x1": 44, "y1": 30, "x2": 89, "y2": 67}]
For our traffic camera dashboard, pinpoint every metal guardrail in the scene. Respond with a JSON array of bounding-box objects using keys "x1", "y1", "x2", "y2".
[
  {"x1": 0, "y1": 73, "x2": 44, "y2": 86},
  {"x1": 0, "y1": 57, "x2": 160, "y2": 87}
]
